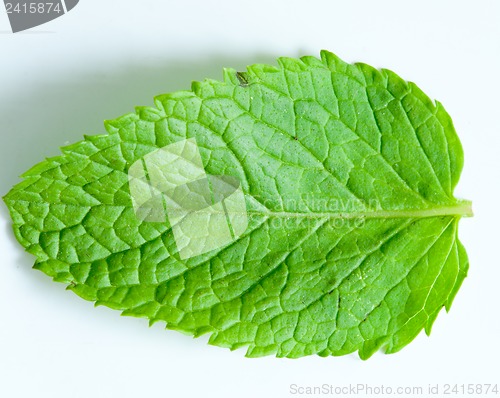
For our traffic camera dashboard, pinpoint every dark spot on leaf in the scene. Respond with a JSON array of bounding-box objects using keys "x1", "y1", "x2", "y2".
[{"x1": 236, "y1": 71, "x2": 249, "y2": 87}]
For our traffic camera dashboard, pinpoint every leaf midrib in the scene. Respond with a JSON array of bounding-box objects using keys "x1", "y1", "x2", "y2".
[
  {"x1": 7, "y1": 199, "x2": 473, "y2": 220},
  {"x1": 251, "y1": 201, "x2": 473, "y2": 219}
]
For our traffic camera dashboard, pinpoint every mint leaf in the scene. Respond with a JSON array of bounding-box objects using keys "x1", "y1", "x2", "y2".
[{"x1": 3, "y1": 51, "x2": 471, "y2": 359}]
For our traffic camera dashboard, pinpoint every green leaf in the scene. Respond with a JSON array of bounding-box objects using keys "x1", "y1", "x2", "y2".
[{"x1": 3, "y1": 50, "x2": 471, "y2": 359}]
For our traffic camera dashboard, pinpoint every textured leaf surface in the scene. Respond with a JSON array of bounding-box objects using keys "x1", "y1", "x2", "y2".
[{"x1": 3, "y1": 51, "x2": 471, "y2": 359}]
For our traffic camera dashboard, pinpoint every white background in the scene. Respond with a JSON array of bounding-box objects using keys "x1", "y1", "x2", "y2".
[{"x1": 1, "y1": 1, "x2": 499, "y2": 397}]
